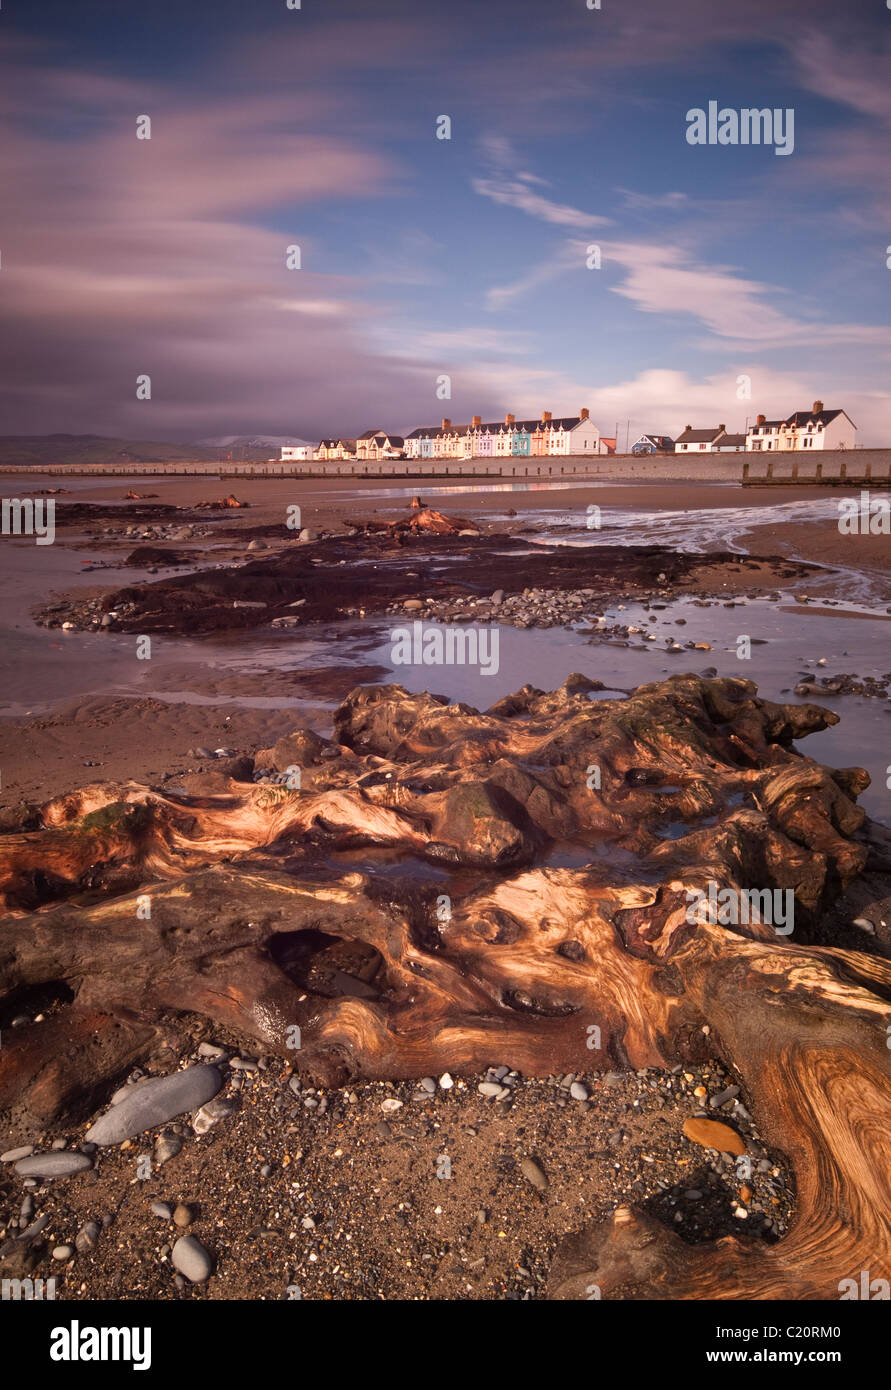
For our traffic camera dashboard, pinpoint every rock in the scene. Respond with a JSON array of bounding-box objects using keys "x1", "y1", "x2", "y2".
[
  {"x1": 52, "y1": 1245, "x2": 74, "y2": 1261},
  {"x1": 439, "y1": 1073, "x2": 454, "y2": 1090},
  {"x1": 14, "y1": 1152, "x2": 93, "y2": 1179},
  {"x1": 478, "y1": 1081, "x2": 501, "y2": 1097},
  {"x1": 85, "y1": 1065, "x2": 223, "y2": 1146},
  {"x1": 682, "y1": 1116, "x2": 746, "y2": 1156},
  {"x1": 491, "y1": 589, "x2": 504, "y2": 605},
  {"x1": 171, "y1": 1234, "x2": 213, "y2": 1283},
  {"x1": 1, "y1": 1145, "x2": 34, "y2": 1163},
  {"x1": 403, "y1": 599, "x2": 424, "y2": 612},
  {"x1": 247, "y1": 539, "x2": 267, "y2": 551},
  {"x1": 173, "y1": 1203, "x2": 195, "y2": 1227},
  {"x1": 380, "y1": 1098, "x2": 403, "y2": 1113},
  {"x1": 519, "y1": 1156, "x2": 548, "y2": 1191},
  {"x1": 298, "y1": 527, "x2": 319, "y2": 543},
  {"x1": 709, "y1": 1085, "x2": 740, "y2": 1109},
  {"x1": 197, "y1": 1043, "x2": 227, "y2": 1060},
  {"x1": 151, "y1": 1201, "x2": 173, "y2": 1220},
  {"x1": 193, "y1": 1098, "x2": 236, "y2": 1134},
  {"x1": 75, "y1": 1220, "x2": 101, "y2": 1253},
  {"x1": 569, "y1": 1082, "x2": 588, "y2": 1101},
  {"x1": 853, "y1": 917, "x2": 876, "y2": 934},
  {"x1": 153, "y1": 1133, "x2": 183, "y2": 1166},
  {"x1": 420, "y1": 1076, "x2": 436, "y2": 1093}
]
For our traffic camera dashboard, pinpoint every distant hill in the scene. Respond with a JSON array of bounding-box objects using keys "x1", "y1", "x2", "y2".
[
  {"x1": 0, "y1": 435, "x2": 280, "y2": 467},
  {"x1": 197, "y1": 435, "x2": 314, "y2": 450}
]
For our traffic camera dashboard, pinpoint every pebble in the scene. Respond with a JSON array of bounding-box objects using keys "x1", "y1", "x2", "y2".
[
  {"x1": 171, "y1": 1234, "x2": 213, "y2": 1283},
  {"x1": 154, "y1": 1133, "x2": 183, "y2": 1166},
  {"x1": 75, "y1": 1220, "x2": 101, "y2": 1253},
  {"x1": 438, "y1": 1073, "x2": 454, "y2": 1090},
  {"x1": 709, "y1": 1085, "x2": 740, "y2": 1109},
  {"x1": 193, "y1": 1098, "x2": 236, "y2": 1134},
  {"x1": 380, "y1": 1098, "x2": 403, "y2": 1113},
  {"x1": 682, "y1": 1116, "x2": 746, "y2": 1156},
  {"x1": 197, "y1": 1043, "x2": 227, "y2": 1061},
  {"x1": 1, "y1": 1145, "x2": 34, "y2": 1163},
  {"x1": 14, "y1": 1152, "x2": 93, "y2": 1179},
  {"x1": 85, "y1": 1065, "x2": 223, "y2": 1146},
  {"x1": 151, "y1": 1202, "x2": 173, "y2": 1220},
  {"x1": 478, "y1": 1082, "x2": 502, "y2": 1097},
  {"x1": 419, "y1": 1077, "x2": 436, "y2": 1094},
  {"x1": 519, "y1": 1157, "x2": 548, "y2": 1191},
  {"x1": 569, "y1": 1082, "x2": 588, "y2": 1101},
  {"x1": 52, "y1": 1245, "x2": 74, "y2": 1261},
  {"x1": 173, "y1": 1203, "x2": 195, "y2": 1227}
]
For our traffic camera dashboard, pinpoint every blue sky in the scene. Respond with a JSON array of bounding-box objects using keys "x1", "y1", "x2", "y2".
[{"x1": 2, "y1": 0, "x2": 889, "y2": 442}]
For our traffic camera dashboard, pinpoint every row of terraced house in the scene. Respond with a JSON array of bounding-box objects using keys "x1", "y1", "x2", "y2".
[{"x1": 281, "y1": 409, "x2": 606, "y2": 464}]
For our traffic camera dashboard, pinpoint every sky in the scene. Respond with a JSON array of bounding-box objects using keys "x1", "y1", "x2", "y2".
[{"x1": 1, "y1": 0, "x2": 890, "y2": 445}]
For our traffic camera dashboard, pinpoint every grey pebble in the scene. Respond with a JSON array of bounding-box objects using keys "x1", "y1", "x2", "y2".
[
  {"x1": 478, "y1": 1082, "x2": 501, "y2": 1097},
  {"x1": 14, "y1": 1151, "x2": 92, "y2": 1179},
  {"x1": 171, "y1": 1234, "x2": 214, "y2": 1283},
  {"x1": 52, "y1": 1245, "x2": 74, "y2": 1261},
  {"x1": 151, "y1": 1202, "x2": 173, "y2": 1220},
  {"x1": 1, "y1": 1145, "x2": 35, "y2": 1163},
  {"x1": 569, "y1": 1082, "x2": 588, "y2": 1101},
  {"x1": 85, "y1": 1066, "x2": 223, "y2": 1146},
  {"x1": 709, "y1": 1085, "x2": 740, "y2": 1109}
]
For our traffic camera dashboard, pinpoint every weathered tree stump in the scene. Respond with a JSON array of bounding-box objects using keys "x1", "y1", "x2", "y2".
[{"x1": 1, "y1": 673, "x2": 889, "y2": 1299}]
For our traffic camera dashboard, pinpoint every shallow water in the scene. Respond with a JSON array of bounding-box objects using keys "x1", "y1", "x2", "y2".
[{"x1": 1, "y1": 498, "x2": 888, "y2": 822}]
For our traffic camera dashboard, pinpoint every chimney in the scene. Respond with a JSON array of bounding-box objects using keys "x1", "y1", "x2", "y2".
[
  {"x1": 541, "y1": 410, "x2": 552, "y2": 423},
  {"x1": 441, "y1": 417, "x2": 451, "y2": 430},
  {"x1": 471, "y1": 415, "x2": 481, "y2": 428},
  {"x1": 756, "y1": 414, "x2": 766, "y2": 426},
  {"x1": 812, "y1": 399, "x2": 824, "y2": 414},
  {"x1": 685, "y1": 425, "x2": 692, "y2": 432},
  {"x1": 505, "y1": 413, "x2": 515, "y2": 426},
  {"x1": 718, "y1": 424, "x2": 726, "y2": 432},
  {"x1": 579, "y1": 407, "x2": 589, "y2": 420}
]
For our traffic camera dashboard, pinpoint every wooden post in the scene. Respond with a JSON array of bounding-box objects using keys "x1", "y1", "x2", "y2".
[
  {"x1": 766, "y1": 459, "x2": 773, "y2": 481},
  {"x1": 839, "y1": 461, "x2": 847, "y2": 482},
  {"x1": 815, "y1": 462, "x2": 823, "y2": 481},
  {"x1": 791, "y1": 459, "x2": 798, "y2": 481}
]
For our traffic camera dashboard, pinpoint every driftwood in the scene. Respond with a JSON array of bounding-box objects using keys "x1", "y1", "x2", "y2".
[{"x1": 1, "y1": 673, "x2": 890, "y2": 1299}]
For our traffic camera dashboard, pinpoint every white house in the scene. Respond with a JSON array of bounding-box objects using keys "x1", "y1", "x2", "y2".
[
  {"x1": 674, "y1": 425, "x2": 728, "y2": 454},
  {"x1": 281, "y1": 446, "x2": 312, "y2": 461},
  {"x1": 746, "y1": 403, "x2": 857, "y2": 451}
]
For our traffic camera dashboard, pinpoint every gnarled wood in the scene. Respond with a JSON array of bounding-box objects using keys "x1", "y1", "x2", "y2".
[{"x1": 1, "y1": 673, "x2": 889, "y2": 1299}]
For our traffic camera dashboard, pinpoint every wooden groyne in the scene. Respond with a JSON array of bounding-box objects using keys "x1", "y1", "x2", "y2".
[{"x1": 743, "y1": 455, "x2": 891, "y2": 487}]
